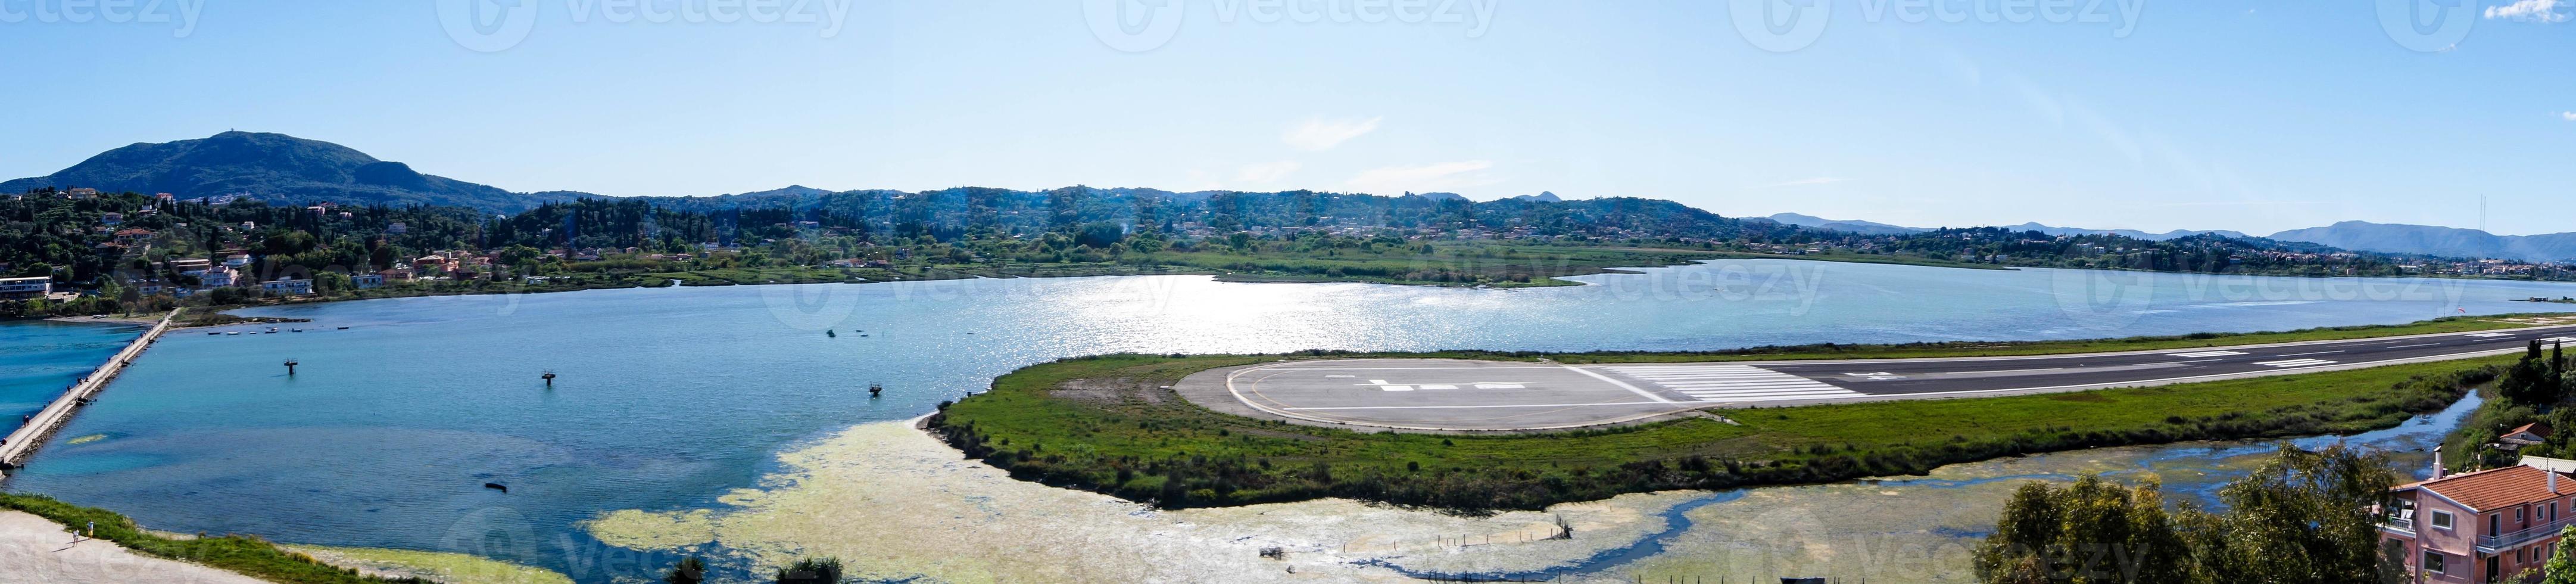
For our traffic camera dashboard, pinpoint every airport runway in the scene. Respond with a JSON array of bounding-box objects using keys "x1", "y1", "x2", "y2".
[{"x1": 1195, "y1": 321, "x2": 2576, "y2": 432}]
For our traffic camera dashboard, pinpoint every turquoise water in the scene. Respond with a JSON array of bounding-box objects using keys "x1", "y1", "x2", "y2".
[
  {"x1": 4, "y1": 260, "x2": 2572, "y2": 581},
  {"x1": 0, "y1": 320, "x2": 139, "y2": 433}
]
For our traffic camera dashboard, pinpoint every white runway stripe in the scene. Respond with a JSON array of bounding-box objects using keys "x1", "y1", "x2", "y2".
[
  {"x1": 2169, "y1": 350, "x2": 2249, "y2": 358},
  {"x1": 2467, "y1": 333, "x2": 2517, "y2": 338},
  {"x1": 1604, "y1": 365, "x2": 1865, "y2": 403},
  {"x1": 2255, "y1": 359, "x2": 2338, "y2": 368}
]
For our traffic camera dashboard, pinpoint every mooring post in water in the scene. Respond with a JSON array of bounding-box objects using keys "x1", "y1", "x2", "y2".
[
  {"x1": 542, "y1": 371, "x2": 557, "y2": 387},
  {"x1": 283, "y1": 359, "x2": 298, "y2": 376},
  {"x1": 869, "y1": 383, "x2": 883, "y2": 398}
]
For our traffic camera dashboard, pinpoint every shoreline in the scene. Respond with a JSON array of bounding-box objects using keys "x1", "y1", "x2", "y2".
[{"x1": 27, "y1": 254, "x2": 2576, "y2": 325}]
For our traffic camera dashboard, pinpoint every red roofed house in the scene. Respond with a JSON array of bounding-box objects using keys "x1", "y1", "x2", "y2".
[
  {"x1": 2499, "y1": 424, "x2": 2555, "y2": 451},
  {"x1": 2383, "y1": 455, "x2": 2576, "y2": 582}
]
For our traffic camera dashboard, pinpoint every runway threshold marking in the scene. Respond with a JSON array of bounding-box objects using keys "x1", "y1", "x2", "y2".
[
  {"x1": 1603, "y1": 365, "x2": 1866, "y2": 403},
  {"x1": 1563, "y1": 365, "x2": 1677, "y2": 403},
  {"x1": 2256, "y1": 358, "x2": 2339, "y2": 368},
  {"x1": 2169, "y1": 350, "x2": 2249, "y2": 358},
  {"x1": 2468, "y1": 333, "x2": 2517, "y2": 338}
]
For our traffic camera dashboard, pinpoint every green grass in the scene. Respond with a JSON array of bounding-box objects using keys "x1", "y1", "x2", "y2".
[
  {"x1": 0, "y1": 493, "x2": 434, "y2": 583},
  {"x1": 930, "y1": 352, "x2": 2507, "y2": 512}
]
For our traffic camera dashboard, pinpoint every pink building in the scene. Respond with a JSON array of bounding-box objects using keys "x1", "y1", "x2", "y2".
[{"x1": 2384, "y1": 459, "x2": 2576, "y2": 583}]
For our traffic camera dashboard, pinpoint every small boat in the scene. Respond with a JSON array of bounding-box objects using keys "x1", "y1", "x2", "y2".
[
  {"x1": 483, "y1": 482, "x2": 509, "y2": 493},
  {"x1": 291, "y1": 329, "x2": 303, "y2": 333},
  {"x1": 265, "y1": 327, "x2": 279, "y2": 333},
  {"x1": 207, "y1": 331, "x2": 219, "y2": 336},
  {"x1": 336, "y1": 327, "x2": 349, "y2": 330},
  {"x1": 226, "y1": 331, "x2": 241, "y2": 336}
]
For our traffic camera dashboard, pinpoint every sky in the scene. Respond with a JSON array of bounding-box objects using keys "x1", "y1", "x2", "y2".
[{"x1": 0, "y1": 1, "x2": 2570, "y2": 235}]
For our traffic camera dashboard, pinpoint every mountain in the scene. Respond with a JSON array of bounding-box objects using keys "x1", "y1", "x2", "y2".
[
  {"x1": 2001, "y1": 222, "x2": 2248, "y2": 242},
  {"x1": 1508, "y1": 191, "x2": 1564, "y2": 203},
  {"x1": 1760, "y1": 213, "x2": 1927, "y2": 235},
  {"x1": 0, "y1": 131, "x2": 579, "y2": 212},
  {"x1": 2268, "y1": 221, "x2": 2576, "y2": 263}
]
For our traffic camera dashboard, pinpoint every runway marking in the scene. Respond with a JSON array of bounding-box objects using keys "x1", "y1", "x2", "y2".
[
  {"x1": 2388, "y1": 343, "x2": 2442, "y2": 349},
  {"x1": 2467, "y1": 333, "x2": 2517, "y2": 338},
  {"x1": 1604, "y1": 365, "x2": 1864, "y2": 403},
  {"x1": 2277, "y1": 350, "x2": 2345, "y2": 358},
  {"x1": 1362, "y1": 380, "x2": 1415, "y2": 392},
  {"x1": 1279, "y1": 366, "x2": 1562, "y2": 371},
  {"x1": 2256, "y1": 359, "x2": 2339, "y2": 368},
  {"x1": 1931, "y1": 368, "x2": 2063, "y2": 375},
  {"x1": 2169, "y1": 350, "x2": 2249, "y2": 358},
  {"x1": 2543, "y1": 337, "x2": 2576, "y2": 344},
  {"x1": 1564, "y1": 365, "x2": 1678, "y2": 403},
  {"x1": 1285, "y1": 400, "x2": 1675, "y2": 411}
]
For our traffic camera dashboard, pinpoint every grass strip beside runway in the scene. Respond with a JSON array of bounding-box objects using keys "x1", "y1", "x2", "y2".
[{"x1": 930, "y1": 352, "x2": 2509, "y2": 512}]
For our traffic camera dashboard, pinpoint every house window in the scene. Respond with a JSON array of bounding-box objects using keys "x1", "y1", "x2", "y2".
[
  {"x1": 2434, "y1": 510, "x2": 2456, "y2": 529},
  {"x1": 2426, "y1": 551, "x2": 2447, "y2": 574}
]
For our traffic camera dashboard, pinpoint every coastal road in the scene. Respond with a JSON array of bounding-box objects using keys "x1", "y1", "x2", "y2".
[{"x1": 1192, "y1": 319, "x2": 2576, "y2": 432}]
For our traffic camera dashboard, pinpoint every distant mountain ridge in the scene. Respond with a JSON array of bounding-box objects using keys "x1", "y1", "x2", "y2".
[
  {"x1": 1759, "y1": 213, "x2": 1926, "y2": 235},
  {"x1": 0, "y1": 132, "x2": 585, "y2": 212},
  {"x1": 1757, "y1": 213, "x2": 2246, "y2": 241},
  {"x1": 2001, "y1": 222, "x2": 2250, "y2": 242},
  {"x1": 13, "y1": 132, "x2": 2569, "y2": 263},
  {"x1": 2267, "y1": 221, "x2": 2576, "y2": 263}
]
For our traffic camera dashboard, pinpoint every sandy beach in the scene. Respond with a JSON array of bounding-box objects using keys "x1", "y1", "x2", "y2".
[{"x1": 0, "y1": 510, "x2": 268, "y2": 584}]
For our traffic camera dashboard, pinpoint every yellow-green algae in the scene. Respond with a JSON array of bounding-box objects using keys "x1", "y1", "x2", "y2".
[
  {"x1": 585, "y1": 419, "x2": 1704, "y2": 582},
  {"x1": 279, "y1": 545, "x2": 573, "y2": 584}
]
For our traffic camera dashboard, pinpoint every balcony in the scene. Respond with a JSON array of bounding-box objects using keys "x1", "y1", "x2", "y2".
[{"x1": 2478, "y1": 515, "x2": 2576, "y2": 552}]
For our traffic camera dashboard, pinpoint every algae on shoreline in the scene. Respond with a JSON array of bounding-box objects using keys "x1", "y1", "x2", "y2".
[{"x1": 585, "y1": 420, "x2": 1702, "y2": 582}]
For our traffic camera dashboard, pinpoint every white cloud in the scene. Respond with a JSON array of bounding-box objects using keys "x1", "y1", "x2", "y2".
[
  {"x1": 1282, "y1": 116, "x2": 1383, "y2": 151},
  {"x1": 2562, "y1": 111, "x2": 2576, "y2": 122},
  {"x1": 2487, "y1": 0, "x2": 2570, "y2": 21},
  {"x1": 1345, "y1": 160, "x2": 1499, "y2": 194},
  {"x1": 1234, "y1": 160, "x2": 1302, "y2": 183},
  {"x1": 1755, "y1": 176, "x2": 1852, "y2": 188}
]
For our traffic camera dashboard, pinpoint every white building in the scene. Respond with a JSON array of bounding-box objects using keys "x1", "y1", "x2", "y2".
[
  {"x1": 199, "y1": 266, "x2": 238, "y2": 288},
  {"x1": 0, "y1": 277, "x2": 51, "y2": 300},
  {"x1": 261, "y1": 278, "x2": 313, "y2": 296}
]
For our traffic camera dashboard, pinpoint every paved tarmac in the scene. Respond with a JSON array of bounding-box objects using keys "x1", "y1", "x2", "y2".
[{"x1": 1186, "y1": 320, "x2": 2576, "y2": 432}]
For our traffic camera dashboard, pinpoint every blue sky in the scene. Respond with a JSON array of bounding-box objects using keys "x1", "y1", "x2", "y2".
[{"x1": 2, "y1": 1, "x2": 2570, "y2": 235}]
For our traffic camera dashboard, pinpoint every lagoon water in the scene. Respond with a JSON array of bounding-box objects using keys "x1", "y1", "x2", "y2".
[
  {"x1": 5, "y1": 260, "x2": 2574, "y2": 581},
  {"x1": 0, "y1": 321, "x2": 139, "y2": 430}
]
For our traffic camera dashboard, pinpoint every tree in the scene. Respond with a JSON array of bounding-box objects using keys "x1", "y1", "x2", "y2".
[
  {"x1": 2178, "y1": 443, "x2": 2401, "y2": 584},
  {"x1": 774, "y1": 557, "x2": 843, "y2": 584},
  {"x1": 1972, "y1": 475, "x2": 2194, "y2": 583},
  {"x1": 662, "y1": 557, "x2": 707, "y2": 584},
  {"x1": 2543, "y1": 526, "x2": 2576, "y2": 584}
]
